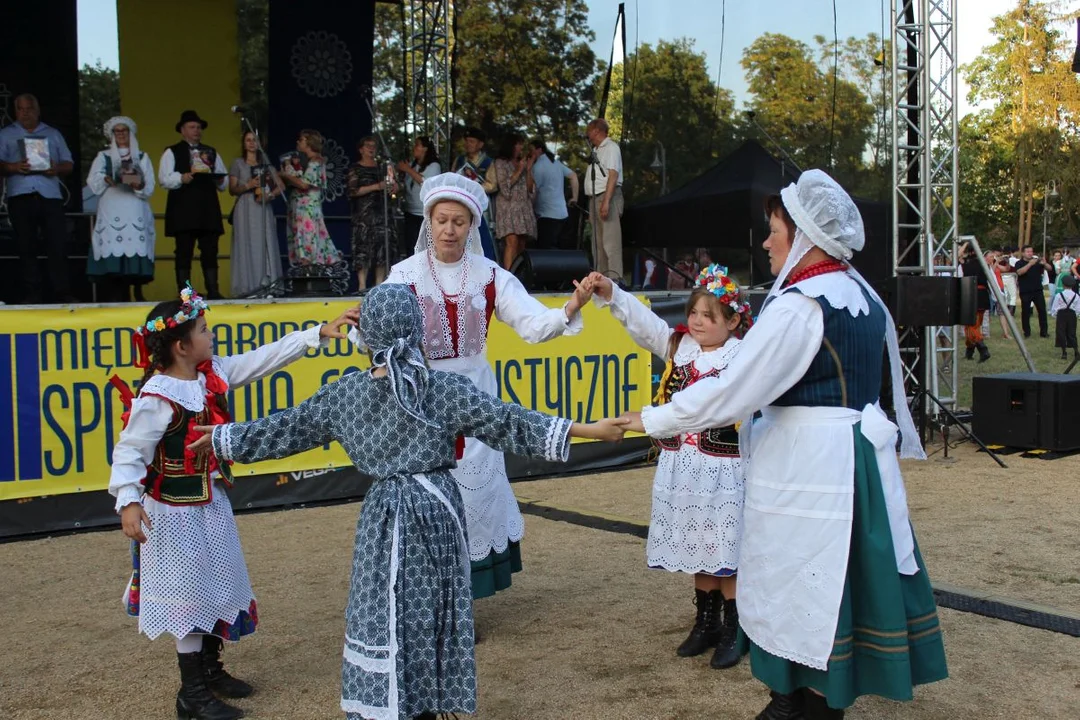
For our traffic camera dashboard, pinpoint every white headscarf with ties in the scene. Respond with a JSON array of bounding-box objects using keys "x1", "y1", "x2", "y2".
[
  {"x1": 103, "y1": 115, "x2": 141, "y2": 170},
  {"x1": 766, "y1": 169, "x2": 925, "y2": 460}
]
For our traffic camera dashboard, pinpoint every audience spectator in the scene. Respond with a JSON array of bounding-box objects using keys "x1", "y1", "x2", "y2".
[
  {"x1": 529, "y1": 138, "x2": 578, "y2": 249},
  {"x1": 667, "y1": 253, "x2": 696, "y2": 290},
  {"x1": 997, "y1": 247, "x2": 1019, "y2": 316},
  {"x1": 450, "y1": 127, "x2": 497, "y2": 261},
  {"x1": 397, "y1": 136, "x2": 441, "y2": 253},
  {"x1": 86, "y1": 116, "x2": 155, "y2": 302},
  {"x1": 585, "y1": 118, "x2": 624, "y2": 281},
  {"x1": 228, "y1": 130, "x2": 283, "y2": 297},
  {"x1": 1015, "y1": 244, "x2": 1052, "y2": 338},
  {"x1": 1051, "y1": 274, "x2": 1079, "y2": 361},
  {"x1": 492, "y1": 133, "x2": 536, "y2": 270},
  {"x1": 0, "y1": 93, "x2": 76, "y2": 303},
  {"x1": 987, "y1": 250, "x2": 1011, "y2": 340}
]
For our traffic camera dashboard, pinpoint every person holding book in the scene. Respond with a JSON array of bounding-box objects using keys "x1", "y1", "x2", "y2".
[
  {"x1": 86, "y1": 116, "x2": 156, "y2": 303},
  {"x1": 281, "y1": 129, "x2": 343, "y2": 266},
  {"x1": 159, "y1": 110, "x2": 229, "y2": 299},
  {"x1": 0, "y1": 93, "x2": 76, "y2": 304},
  {"x1": 229, "y1": 130, "x2": 284, "y2": 297}
]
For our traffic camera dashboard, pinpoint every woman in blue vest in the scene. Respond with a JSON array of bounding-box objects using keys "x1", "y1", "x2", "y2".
[{"x1": 621, "y1": 170, "x2": 947, "y2": 719}]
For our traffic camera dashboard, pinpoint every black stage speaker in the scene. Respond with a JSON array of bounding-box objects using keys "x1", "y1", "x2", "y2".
[
  {"x1": 510, "y1": 249, "x2": 592, "y2": 292},
  {"x1": 885, "y1": 275, "x2": 976, "y2": 327},
  {"x1": 972, "y1": 373, "x2": 1080, "y2": 451}
]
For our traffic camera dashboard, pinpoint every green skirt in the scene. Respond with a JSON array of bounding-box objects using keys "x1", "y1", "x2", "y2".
[
  {"x1": 740, "y1": 424, "x2": 948, "y2": 709},
  {"x1": 87, "y1": 254, "x2": 154, "y2": 281},
  {"x1": 470, "y1": 541, "x2": 522, "y2": 600}
]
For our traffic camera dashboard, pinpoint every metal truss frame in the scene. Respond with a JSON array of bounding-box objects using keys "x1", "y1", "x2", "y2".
[
  {"x1": 892, "y1": 0, "x2": 959, "y2": 415},
  {"x1": 402, "y1": 0, "x2": 455, "y2": 154}
]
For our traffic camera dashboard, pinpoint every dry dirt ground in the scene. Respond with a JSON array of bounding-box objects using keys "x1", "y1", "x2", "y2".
[{"x1": 2, "y1": 440, "x2": 1079, "y2": 719}]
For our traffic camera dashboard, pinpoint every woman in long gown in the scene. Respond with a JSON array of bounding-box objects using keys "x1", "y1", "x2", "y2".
[
  {"x1": 229, "y1": 130, "x2": 284, "y2": 297},
  {"x1": 86, "y1": 116, "x2": 156, "y2": 301},
  {"x1": 347, "y1": 135, "x2": 399, "y2": 289},
  {"x1": 385, "y1": 172, "x2": 590, "y2": 603},
  {"x1": 282, "y1": 129, "x2": 343, "y2": 266},
  {"x1": 491, "y1": 133, "x2": 536, "y2": 270},
  {"x1": 201, "y1": 282, "x2": 625, "y2": 720}
]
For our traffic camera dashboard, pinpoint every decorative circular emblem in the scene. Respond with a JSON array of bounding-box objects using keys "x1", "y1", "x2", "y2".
[{"x1": 290, "y1": 31, "x2": 353, "y2": 98}]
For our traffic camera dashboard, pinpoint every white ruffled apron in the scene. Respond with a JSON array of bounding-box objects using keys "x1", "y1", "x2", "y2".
[
  {"x1": 429, "y1": 353, "x2": 524, "y2": 561},
  {"x1": 738, "y1": 403, "x2": 918, "y2": 671}
]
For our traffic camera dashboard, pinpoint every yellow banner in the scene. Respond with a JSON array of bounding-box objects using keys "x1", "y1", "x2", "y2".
[{"x1": 0, "y1": 297, "x2": 652, "y2": 501}]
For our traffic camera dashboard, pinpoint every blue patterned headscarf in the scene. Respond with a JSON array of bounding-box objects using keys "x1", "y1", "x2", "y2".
[{"x1": 356, "y1": 284, "x2": 434, "y2": 425}]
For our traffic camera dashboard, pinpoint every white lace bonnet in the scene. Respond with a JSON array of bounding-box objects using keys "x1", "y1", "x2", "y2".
[
  {"x1": 412, "y1": 172, "x2": 489, "y2": 257},
  {"x1": 766, "y1": 169, "x2": 925, "y2": 460}
]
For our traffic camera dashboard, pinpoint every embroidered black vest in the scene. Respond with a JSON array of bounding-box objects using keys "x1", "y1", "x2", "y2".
[
  {"x1": 164, "y1": 141, "x2": 224, "y2": 237},
  {"x1": 655, "y1": 363, "x2": 739, "y2": 457},
  {"x1": 142, "y1": 397, "x2": 234, "y2": 505}
]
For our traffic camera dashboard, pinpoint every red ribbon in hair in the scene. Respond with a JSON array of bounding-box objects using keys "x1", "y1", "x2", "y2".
[
  {"x1": 108, "y1": 375, "x2": 136, "y2": 429},
  {"x1": 131, "y1": 332, "x2": 151, "y2": 370},
  {"x1": 675, "y1": 323, "x2": 690, "y2": 335}
]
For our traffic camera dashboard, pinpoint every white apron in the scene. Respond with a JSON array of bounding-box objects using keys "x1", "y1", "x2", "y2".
[
  {"x1": 431, "y1": 354, "x2": 524, "y2": 562},
  {"x1": 737, "y1": 404, "x2": 918, "y2": 671}
]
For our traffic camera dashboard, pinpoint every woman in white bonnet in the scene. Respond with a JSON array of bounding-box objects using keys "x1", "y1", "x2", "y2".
[
  {"x1": 386, "y1": 172, "x2": 592, "y2": 611},
  {"x1": 622, "y1": 169, "x2": 947, "y2": 719},
  {"x1": 86, "y1": 116, "x2": 156, "y2": 301}
]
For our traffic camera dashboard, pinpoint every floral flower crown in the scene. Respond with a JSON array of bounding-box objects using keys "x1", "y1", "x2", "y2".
[
  {"x1": 695, "y1": 263, "x2": 753, "y2": 331},
  {"x1": 136, "y1": 283, "x2": 210, "y2": 336}
]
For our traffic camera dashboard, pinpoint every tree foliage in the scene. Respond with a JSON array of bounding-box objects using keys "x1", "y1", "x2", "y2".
[
  {"x1": 236, "y1": 0, "x2": 270, "y2": 138},
  {"x1": 962, "y1": 1, "x2": 1080, "y2": 246},
  {"x1": 453, "y1": 0, "x2": 597, "y2": 142},
  {"x1": 77, "y1": 62, "x2": 121, "y2": 175},
  {"x1": 740, "y1": 32, "x2": 876, "y2": 194},
  {"x1": 603, "y1": 39, "x2": 736, "y2": 204}
]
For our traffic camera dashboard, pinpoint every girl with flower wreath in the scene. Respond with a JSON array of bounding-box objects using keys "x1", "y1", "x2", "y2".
[
  {"x1": 107, "y1": 283, "x2": 358, "y2": 720},
  {"x1": 588, "y1": 264, "x2": 754, "y2": 670}
]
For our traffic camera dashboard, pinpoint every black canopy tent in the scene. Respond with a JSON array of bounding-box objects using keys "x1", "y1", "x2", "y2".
[{"x1": 622, "y1": 139, "x2": 893, "y2": 289}]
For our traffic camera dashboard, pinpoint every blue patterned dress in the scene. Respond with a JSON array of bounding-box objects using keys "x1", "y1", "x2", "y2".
[{"x1": 212, "y1": 370, "x2": 570, "y2": 719}]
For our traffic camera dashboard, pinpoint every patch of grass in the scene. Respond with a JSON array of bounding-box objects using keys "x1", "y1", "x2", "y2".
[{"x1": 954, "y1": 313, "x2": 1072, "y2": 409}]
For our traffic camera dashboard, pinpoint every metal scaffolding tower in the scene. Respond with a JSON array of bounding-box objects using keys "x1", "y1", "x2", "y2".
[
  {"x1": 891, "y1": 0, "x2": 959, "y2": 414},
  {"x1": 403, "y1": 0, "x2": 455, "y2": 154}
]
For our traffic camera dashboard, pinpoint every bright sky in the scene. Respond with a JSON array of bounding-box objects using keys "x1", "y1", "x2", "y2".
[{"x1": 77, "y1": 0, "x2": 1069, "y2": 117}]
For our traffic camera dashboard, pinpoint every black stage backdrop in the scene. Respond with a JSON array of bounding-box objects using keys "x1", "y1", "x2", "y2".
[
  {"x1": 268, "y1": 0, "x2": 376, "y2": 262},
  {"x1": 0, "y1": 0, "x2": 84, "y2": 304}
]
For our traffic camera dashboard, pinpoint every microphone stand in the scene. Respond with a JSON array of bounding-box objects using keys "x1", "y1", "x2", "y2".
[
  {"x1": 362, "y1": 92, "x2": 398, "y2": 283},
  {"x1": 238, "y1": 112, "x2": 278, "y2": 296}
]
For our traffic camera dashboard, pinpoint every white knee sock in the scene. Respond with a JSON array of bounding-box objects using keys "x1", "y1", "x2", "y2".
[{"x1": 176, "y1": 633, "x2": 203, "y2": 654}]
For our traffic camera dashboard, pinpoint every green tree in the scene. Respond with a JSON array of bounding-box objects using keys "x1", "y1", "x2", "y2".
[
  {"x1": 958, "y1": 109, "x2": 1019, "y2": 242},
  {"x1": 963, "y1": 1, "x2": 1080, "y2": 246},
  {"x1": 602, "y1": 39, "x2": 736, "y2": 203},
  {"x1": 740, "y1": 32, "x2": 874, "y2": 191},
  {"x1": 453, "y1": 0, "x2": 598, "y2": 144},
  {"x1": 236, "y1": 0, "x2": 270, "y2": 138},
  {"x1": 78, "y1": 61, "x2": 121, "y2": 176},
  {"x1": 815, "y1": 33, "x2": 893, "y2": 199}
]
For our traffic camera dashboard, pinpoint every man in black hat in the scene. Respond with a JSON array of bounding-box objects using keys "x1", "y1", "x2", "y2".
[
  {"x1": 450, "y1": 127, "x2": 497, "y2": 261},
  {"x1": 158, "y1": 110, "x2": 229, "y2": 298}
]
